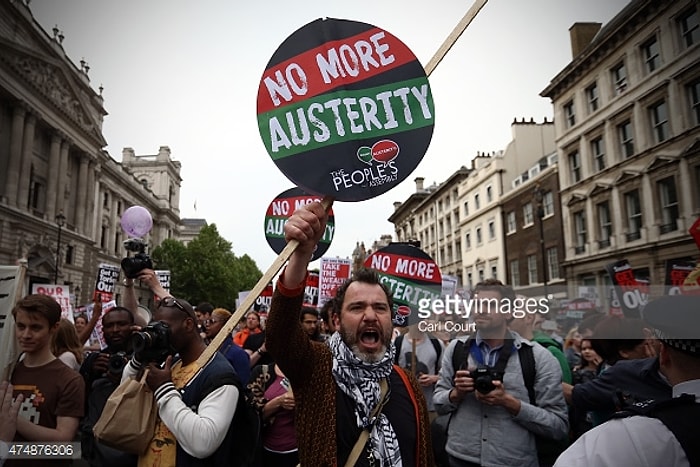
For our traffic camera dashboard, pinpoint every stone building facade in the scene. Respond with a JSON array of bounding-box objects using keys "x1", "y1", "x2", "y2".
[
  {"x1": 0, "y1": 1, "x2": 182, "y2": 306},
  {"x1": 541, "y1": 0, "x2": 700, "y2": 300}
]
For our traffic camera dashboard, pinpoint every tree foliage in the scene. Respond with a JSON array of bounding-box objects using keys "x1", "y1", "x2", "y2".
[{"x1": 150, "y1": 224, "x2": 262, "y2": 310}]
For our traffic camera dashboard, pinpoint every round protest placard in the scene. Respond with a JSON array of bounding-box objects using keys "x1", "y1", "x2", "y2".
[
  {"x1": 264, "y1": 187, "x2": 336, "y2": 261},
  {"x1": 364, "y1": 242, "x2": 442, "y2": 326},
  {"x1": 257, "y1": 18, "x2": 435, "y2": 201}
]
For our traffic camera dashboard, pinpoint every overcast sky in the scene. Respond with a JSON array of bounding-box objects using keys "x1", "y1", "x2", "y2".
[{"x1": 31, "y1": 0, "x2": 630, "y2": 270}]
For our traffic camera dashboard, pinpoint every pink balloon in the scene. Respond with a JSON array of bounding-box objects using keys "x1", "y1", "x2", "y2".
[{"x1": 120, "y1": 206, "x2": 153, "y2": 238}]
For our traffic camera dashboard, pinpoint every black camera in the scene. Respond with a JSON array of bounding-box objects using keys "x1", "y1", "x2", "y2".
[
  {"x1": 107, "y1": 351, "x2": 128, "y2": 375},
  {"x1": 473, "y1": 365, "x2": 504, "y2": 394},
  {"x1": 121, "y1": 238, "x2": 154, "y2": 279},
  {"x1": 132, "y1": 321, "x2": 174, "y2": 364}
]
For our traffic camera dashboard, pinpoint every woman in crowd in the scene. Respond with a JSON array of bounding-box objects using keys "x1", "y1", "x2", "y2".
[
  {"x1": 563, "y1": 327, "x2": 582, "y2": 371},
  {"x1": 51, "y1": 318, "x2": 84, "y2": 371},
  {"x1": 248, "y1": 363, "x2": 298, "y2": 467},
  {"x1": 570, "y1": 337, "x2": 603, "y2": 438}
]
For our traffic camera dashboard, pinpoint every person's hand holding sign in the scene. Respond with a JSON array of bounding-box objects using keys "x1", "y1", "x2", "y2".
[{"x1": 283, "y1": 201, "x2": 328, "y2": 288}]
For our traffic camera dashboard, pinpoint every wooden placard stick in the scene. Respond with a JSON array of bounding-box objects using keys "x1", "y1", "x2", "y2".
[
  {"x1": 424, "y1": 0, "x2": 488, "y2": 77},
  {"x1": 197, "y1": 196, "x2": 335, "y2": 367}
]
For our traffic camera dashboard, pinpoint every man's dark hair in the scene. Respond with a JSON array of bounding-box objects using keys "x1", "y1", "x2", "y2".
[
  {"x1": 578, "y1": 312, "x2": 606, "y2": 337},
  {"x1": 300, "y1": 306, "x2": 319, "y2": 321},
  {"x1": 13, "y1": 294, "x2": 62, "y2": 327},
  {"x1": 334, "y1": 268, "x2": 393, "y2": 311},
  {"x1": 473, "y1": 278, "x2": 516, "y2": 303},
  {"x1": 103, "y1": 306, "x2": 135, "y2": 324},
  {"x1": 591, "y1": 316, "x2": 646, "y2": 365},
  {"x1": 319, "y1": 297, "x2": 337, "y2": 323},
  {"x1": 196, "y1": 302, "x2": 214, "y2": 315}
]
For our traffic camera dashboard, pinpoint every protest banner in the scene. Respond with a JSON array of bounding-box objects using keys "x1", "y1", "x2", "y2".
[
  {"x1": 441, "y1": 274, "x2": 459, "y2": 296},
  {"x1": 32, "y1": 284, "x2": 73, "y2": 322},
  {"x1": 304, "y1": 271, "x2": 320, "y2": 307},
  {"x1": 94, "y1": 263, "x2": 120, "y2": 303},
  {"x1": 155, "y1": 270, "x2": 171, "y2": 293},
  {"x1": 318, "y1": 257, "x2": 352, "y2": 308},
  {"x1": 254, "y1": 283, "x2": 274, "y2": 316},
  {"x1": 197, "y1": 0, "x2": 488, "y2": 369},
  {"x1": 265, "y1": 187, "x2": 336, "y2": 262},
  {"x1": 75, "y1": 299, "x2": 117, "y2": 350},
  {"x1": 664, "y1": 259, "x2": 699, "y2": 295},
  {"x1": 0, "y1": 263, "x2": 27, "y2": 380},
  {"x1": 364, "y1": 242, "x2": 442, "y2": 326},
  {"x1": 605, "y1": 259, "x2": 648, "y2": 318},
  {"x1": 257, "y1": 18, "x2": 435, "y2": 202}
]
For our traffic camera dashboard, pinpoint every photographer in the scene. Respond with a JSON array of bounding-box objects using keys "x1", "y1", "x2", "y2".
[
  {"x1": 79, "y1": 306, "x2": 137, "y2": 467},
  {"x1": 433, "y1": 279, "x2": 568, "y2": 467},
  {"x1": 121, "y1": 296, "x2": 240, "y2": 466}
]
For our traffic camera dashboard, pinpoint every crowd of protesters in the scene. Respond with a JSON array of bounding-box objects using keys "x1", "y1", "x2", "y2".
[{"x1": 1, "y1": 200, "x2": 698, "y2": 466}]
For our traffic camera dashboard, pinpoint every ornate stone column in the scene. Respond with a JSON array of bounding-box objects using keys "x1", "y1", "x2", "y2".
[
  {"x1": 75, "y1": 155, "x2": 89, "y2": 234},
  {"x1": 56, "y1": 139, "x2": 70, "y2": 214},
  {"x1": 17, "y1": 113, "x2": 36, "y2": 211},
  {"x1": 45, "y1": 132, "x2": 62, "y2": 218},
  {"x1": 85, "y1": 161, "x2": 96, "y2": 238},
  {"x1": 4, "y1": 105, "x2": 25, "y2": 206}
]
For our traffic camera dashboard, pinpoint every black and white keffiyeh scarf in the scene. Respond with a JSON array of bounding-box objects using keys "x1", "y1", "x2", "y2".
[{"x1": 329, "y1": 332, "x2": 402, "y2": 467}]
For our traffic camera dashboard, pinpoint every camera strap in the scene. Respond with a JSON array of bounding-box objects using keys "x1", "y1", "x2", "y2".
[{"x1": 468, "y1": 335, "x2": 515, "y2": 373}]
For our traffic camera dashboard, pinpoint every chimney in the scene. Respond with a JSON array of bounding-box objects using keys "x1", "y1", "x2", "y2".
[
  {"x1": 122, "y1": 147, "x2": 135, "y2": 162},
  {"x1": 415, "y1": 177, "x2": 424, "y2": 191},
  {"x1": 569, "y1": 22, "x2": 602, "y2": 58}
]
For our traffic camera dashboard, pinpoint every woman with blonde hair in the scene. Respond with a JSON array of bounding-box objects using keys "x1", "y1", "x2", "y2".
[
  {"x1": 563, "y1": 326, "x2": 582, "y2": 370},
  {"x1": 51, "y1": 318, "x2": 84, "y2": 371}
]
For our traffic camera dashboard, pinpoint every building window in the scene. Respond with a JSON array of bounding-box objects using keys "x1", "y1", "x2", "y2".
[
  {"x1": 474, "y1": 193, "x2": 480, "y2": 210},
  {"x1": 103, "y1": 192, "x2": 110, "y2": 209},
  {"x1": 28, "y1": 175, "x2": 46, "y2": 213},
  {"x1": 527, "y1": 255, "x2": 538, "y2": 284},
  {"x1": 569, "y1": 150, "x2": 582, "y2": 183},
  {"x1": 478, "y1": 269, "x2": 485, "y2": 282},
  {"x1": 546, "y1": 247, "x2": 559, "y2": 280},
  {"x1": 649, "y1": 100, "x2": 669, "y2": 143},
  {"x1": 491, "y1": 265, "x2": 497, "y2": 279},
  {"x1": 618, "y1": 120, "x2": 635, "y2": 158},
  {"x1": 465, "y1": 232, "x2": 471, "y2": 249},
  {"x1": 564, "y1": 100, "x2": 576, "y2": 128},
  {"x1": 586, "y1": 82, "x2": 599, "y2": 113},
  {"x1": 467, "y1": 272, "x2": 473, "y2": 290},
  {"x1": 476, "y1": 227, "x2": 483, "y2": 245},
  {"x1": 591, "y1": 136, "x2": 606, "y2": 172},
  {"x1": 625, "y1": 190, "x2": 643, "y2": 241},
  {"x1": 100, "y1": 225, "x2": 108, "y2": 249},
  {"x1": 543, "y1": 191, "x2": 554, "y2": 216},
  {"x1": 488, "y1": 219, "x2": 496, "y2": 240},
  {"x1": 510, "y1": 260, "x2": 520, "y2": 287},
  {"x1": 641, "y1": 36, "x2": 660, "y2": 73},
  {"x1": 574, "y1": 210, "x2": 587, "y2": 253},
  {"x1": 523, "y1": 203, "x2": 534, "y2": 226},
  {"x1": 612, "y1": 62, "x2": 627, "y2": 95},
  {"x1": 678, "y1": 7, "x2": 699, "y2": 48},
  {"x1": 597, "y1": 201, "x2": 612, "y2": 248},
  {"x1": 689, "y1": 79, "x2": 700, "y2": 126},
  {"x1": 65, "y1": 245, "x2": 74, "y2": 265},
  {"x1": 658, "y1": 177, "x2": 679, "y2": 234},
  {"x1": 464, "y1": 201, "x2": 469, "y2": 217},
  {"x1": 486, "y1": 185, "x2": 493, "y2": 203},
  {"x1": 506, "y1": 211, "x2": 516, "y2": 234}
]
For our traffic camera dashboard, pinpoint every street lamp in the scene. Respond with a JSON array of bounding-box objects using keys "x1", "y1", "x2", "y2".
[
  {"x1": 54, "y1": 211, "x2": 66, "y2": 284},
  {"x1": 533, "y1": 185, "x2": 548, "y2": 297}
]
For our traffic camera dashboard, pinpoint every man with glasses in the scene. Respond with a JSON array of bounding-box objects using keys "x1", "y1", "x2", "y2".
[
  {"x1": 205, "y1": 308, "x2": 251, "y2": 385},
  {"x1": 122, "y1": 296, "x2": 240, "y2": 466}
]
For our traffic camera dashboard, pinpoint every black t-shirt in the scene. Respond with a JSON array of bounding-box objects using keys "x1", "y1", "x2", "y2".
[
  {"x1": 336, "y1": 369, "x2": 417, "y2": 467},
  {"x1": 244, "y1": 331, "x2": 274, "y2": 366}
]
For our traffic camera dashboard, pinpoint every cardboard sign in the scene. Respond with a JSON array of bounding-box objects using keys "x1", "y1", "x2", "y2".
[
  {"x1": 664, "y1": 259, "x2": 699, "y2": 295},
  {"x1": 155, "y1": 270, "x2": 171, "y2": 293},
  {"x1": 265, "y1": 187, "x2": 335, "y2": 261},
  {"x1": 93, "y1": 263, "x2": 120, "y2": 303},
  {"x1": 364, "y1": 242, "x2": 442, "y2": 326},
  {"x1": 318, "y1": 257, "x2": 352, "y2": 308},
  {"x1": 304, "y1": 272, "x2": 320, "y2": 307},
  {"x1": 605, "y1": 259, "x2": 647, "y2": 318},
  {"x1": 31, "y1": 284, "x2": 73, "y2": 322},
  {"x1": 257, "y1": 18, "x2": 435, "y2": 201},
  {"x1": 76, "y1": 300, "x2": 117, "y2": 350}
]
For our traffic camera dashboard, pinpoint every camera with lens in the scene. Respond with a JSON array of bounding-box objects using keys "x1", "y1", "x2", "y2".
[
  {"x1": 131, "y1": 321, "x2": 174, "y2": 364},
  {"x1": 121, "y1": 238, "x2": 154, "y2": 279},
  {"x1": 107, "y1": 351, "x2": 128, "y2": 375},
  {"x1": 473, "y1": 365, "x2": 505, "y2": 394}
]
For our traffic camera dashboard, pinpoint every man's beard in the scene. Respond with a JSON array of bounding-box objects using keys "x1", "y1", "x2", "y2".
[{"x1": 339, "y1": 322, "x2": 391, "y2": 363}]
